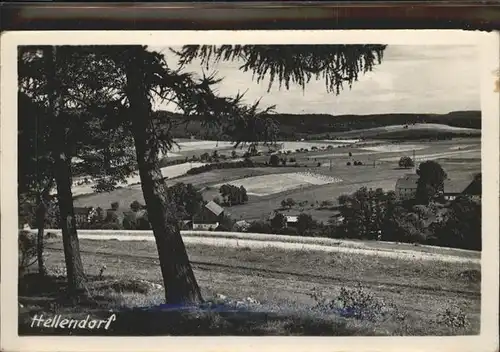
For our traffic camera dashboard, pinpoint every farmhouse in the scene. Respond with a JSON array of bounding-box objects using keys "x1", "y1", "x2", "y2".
[
  {"x1": 443, "y1": 175, "x2": 481, "y2": 201},
  {"x1": 192, "y1": 201, "x2": 225, "y2": 230},
  {"x1": 395, "y1": 174, "x2": 419, "y2": 200},
  {"x1": 74, "y1": 207, "x2": 94, "y2": 226},
  {"x1": 234, "y1": 220, "x2": 251, "y2": 232}
]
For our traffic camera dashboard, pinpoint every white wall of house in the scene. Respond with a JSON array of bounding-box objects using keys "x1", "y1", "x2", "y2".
[{"x1": 192, "y1": 222, "x2": 219, "y2": 230}]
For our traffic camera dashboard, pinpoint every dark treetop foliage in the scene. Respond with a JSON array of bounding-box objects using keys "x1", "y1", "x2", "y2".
[{"x1": 175, "y1": 45, "x2": 387, "y2": 94}]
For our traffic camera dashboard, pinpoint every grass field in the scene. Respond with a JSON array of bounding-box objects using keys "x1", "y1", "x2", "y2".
[{"x1": 18, "y1": 238, "x2": 481, "y2": 336}]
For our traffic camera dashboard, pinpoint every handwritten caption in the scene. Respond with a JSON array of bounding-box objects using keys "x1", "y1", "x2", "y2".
[{"x1": 31, "y1": 314, "x2": 117, "y2": 330}]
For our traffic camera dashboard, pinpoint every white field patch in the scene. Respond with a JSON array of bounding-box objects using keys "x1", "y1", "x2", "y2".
[
  {"x1": 166, "y1": 139, "x2": 359, "y2": 155},
  {"x1": 170, "y1": 140, "x2": 235, "y2": 153},
  {"x1": 360, "y1": 144, "x2": 429, "y2": 153},
  {"x1": 449, "y1": 144, "x2": 475, "y2": 150},
  {"x1": 215, "y1": 172, "x2": 343, "y2": 196},
  {"x1": 71, "y1": 161, "x2": 207, "y2": 196},
  {"x1": 278, "y1": 141, "x2": 352, "y2": 152}
]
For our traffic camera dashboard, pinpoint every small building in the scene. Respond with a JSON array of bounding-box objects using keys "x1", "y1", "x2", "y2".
[
  {"x1": 73, "y1": 207, "x2": 97, "y2": 226},
  {"x1": 443, "y1": 179, "x2": 470, "y2": 201},
  {"x1": 285, "y1": 215, "x2": 298, "y2": 228},
  {"x1": 192, "y1": 201, "x2": 225, "y2": 230},
  {"x1": 444, "y1": 174, "x2": 481, "y2": 202},
  {"x1": 395, "y1": 174, "x2": 419, "y2": 200},
  {"x1": 234, "y1": 220, "x2": 251, "y2": 232}
]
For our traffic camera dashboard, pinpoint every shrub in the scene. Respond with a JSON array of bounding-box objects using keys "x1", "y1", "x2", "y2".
[
  {"x1": 19, "y1": 230, "x2": 37, "y2": 276},
  {"x1": 436, "y1": 305, "x2": 470, "y2": 331},
  {"x1": 247, "y1": 221, "x2": 272, "y2": 234},
  {"x1": 312, "y1": 284, "x2": 388, "y2": 323},
  {"x1": 130, "y1": 200, "x2": 144, "y2": 212},
  {"x1": 398, "y1": 156, "x2": 415, "y2": 169},
  {"x1": 279, "y1": 227, "x2": 299, "y2": 236},
  {"x1": 101, "y1": 222, "x2": 124, "y2": 230},
  {"x1": 110, "y1": 202, "x2": 120, "y2": 211},
  {"x1": 45, "y1": 232, "x2": 58, "y2": 239},
  {"x1": 289, "y1": 157, "x2": 296, "y2": 163},
  {"x1": 346, "y1": 162, "x2": 351, "y2": 166},
  {"x1": 269, "y1": 154, "x2": 280, "y2": 166}
]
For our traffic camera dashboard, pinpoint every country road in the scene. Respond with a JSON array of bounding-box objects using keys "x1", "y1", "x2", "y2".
[{"x1": 34, "y1": 229, "x2": 480, "y2": 265}]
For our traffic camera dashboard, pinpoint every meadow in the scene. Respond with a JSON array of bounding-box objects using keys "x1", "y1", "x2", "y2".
[{"x1": 19, "y1": 237, "x2": 480, "y2": 336}]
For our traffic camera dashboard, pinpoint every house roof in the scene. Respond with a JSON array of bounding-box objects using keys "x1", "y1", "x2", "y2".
[
  {"x1": 463, "y1": 176, "x2": 481, "y2": 196},
  {"x1": 74, "y1": 207, "x2": 91, "y2": 215},
  {"x1": 235, "y1": 220, "x2": 250, "y2": 226},
  {"x1": 395, "y1": 174, "x2": 419, "y2": 190},
  {"x1": 205, "y1": 201, "x2": 224, "y2": 216},
  {"x1": 286, "y1": 216, "x2": 298, "y2": 223},
  {"x1": 443, "y1": 178, "x2": 474, "y2": 194}
]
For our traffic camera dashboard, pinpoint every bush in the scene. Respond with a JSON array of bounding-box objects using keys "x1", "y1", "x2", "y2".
[
  {"x1": 312, "y1": 284, "x2": 390, "y2": 323},
  {"x1": 346, "y1": 162, "x2": 351, "y2": 166},
  {"x1": 130, "y1": 200, "x2": 144, "y2": 212},
  {"x1": 110, "y1": 202, "x2": 120, "y2": 211},
  {"x1": 398, "y1": 156, "x2": 415, "y2": 169},
  {"x1": 269, "y1": 154, "x2": 280, "y2": 166},
  {"x1": 279, "y1": 227, "x2": 299, "y2": 236},
  {"x1": 101, "y1": 222, "x2": 124, "y2": 230},
  {"x1": 436, "y1": 305, "x2": 470, "y2": 331},
  {"x1": 19, "y1": 230, "x2": 37, "y2": 276},
  {"x1": 247, "y1": 221, "x2": 272, "y2": 234}
]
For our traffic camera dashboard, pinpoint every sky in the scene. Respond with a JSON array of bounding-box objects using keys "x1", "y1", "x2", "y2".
[{"x1": 151, "y1": 45, "x2": 480, "y2": 115}]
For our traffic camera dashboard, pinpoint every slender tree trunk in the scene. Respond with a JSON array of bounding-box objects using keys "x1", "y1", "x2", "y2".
[
  {"x1": 124, "y1": 50, "x2": 203, "y2": 305},
  {"x1": 45, "y1": 46, "x2": 86, "y2": 295},
  {"x1": 35, "y1": 194, "x2": 47, "y2": 276}
]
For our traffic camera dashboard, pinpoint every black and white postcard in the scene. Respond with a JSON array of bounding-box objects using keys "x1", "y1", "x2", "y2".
[{"x1": 1, "y1": 30, "x2": 499, "y2": 352}]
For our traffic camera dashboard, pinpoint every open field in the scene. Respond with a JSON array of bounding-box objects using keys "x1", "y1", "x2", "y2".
[
  {"x1": 19, "y1": 238, "x2": 480, "y2": 335},
  {"x1": 331, "y1": 123, "x2": 480, "y2": 139},
  {"x1": 74, "y1": 138, "x2": 481, "y2": 223},
  {"x1": 214, "y1": 172, "x2": 343, "y2": 196}
]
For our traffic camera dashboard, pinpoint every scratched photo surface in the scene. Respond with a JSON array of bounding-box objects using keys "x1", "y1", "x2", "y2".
[{"x1": 18, "y1": 44, "x2": 481, "y2": 336}]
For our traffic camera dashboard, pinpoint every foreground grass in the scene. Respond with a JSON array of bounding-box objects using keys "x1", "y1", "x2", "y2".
[{"x1": 19, "y1": 239, "x2": 480, "y2": 336}]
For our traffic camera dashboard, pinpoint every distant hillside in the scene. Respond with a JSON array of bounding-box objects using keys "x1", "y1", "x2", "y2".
[{"x1": 156, "y1": 110, "x2": 481, "y2": 140}]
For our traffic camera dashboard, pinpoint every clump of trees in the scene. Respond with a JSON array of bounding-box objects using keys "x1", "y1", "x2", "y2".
[
  {"x1": 219, "y1": 184, "x2": 249, "y2": 206},
  {"x1": 281, "y1": 198, "x2": 296, "y2": 209},
  {"x1": 416, "y1": 160, "x2": 447, "y2": 204},
  {"x1": 336, "y1": 170, "x2": 481, "y2": 250},
  {"x1": 398, "y1": 156, "x2": 415, "y2": 169},
  {"x1": 269, "y1": 154, "x2": 280, "y2": 166}
]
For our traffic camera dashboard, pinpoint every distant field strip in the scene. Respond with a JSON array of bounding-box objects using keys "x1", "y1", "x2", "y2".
[
  {"x1": 72, "y1": 161, "x2": 207, "y2": 196},
  {"x1": 35, "y1": 229, "x2": 479, "y2": 264},
  {"x1": 379, "y1": 149, "x2": 481, "y2": 162},
  {"x1": 214, "y1": 172, "x2": 343, "y2": 196},
  {"x1": 360, "y1": 144, "x2": 429, "y2": 153}
]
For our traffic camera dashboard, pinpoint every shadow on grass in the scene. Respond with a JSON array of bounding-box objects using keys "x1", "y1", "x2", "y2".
[
  {"x1": 19, "y1": 273, "x2": 120, "y2": 311},
  {"x1": 20, "y1": 305, "x2": 373, "y2": 336},
  {"x1": 18, "y1": 274, "x2": 375, "y2": 336}
]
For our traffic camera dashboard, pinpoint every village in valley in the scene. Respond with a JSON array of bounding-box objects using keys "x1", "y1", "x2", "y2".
[{"x1": 64, "y1": 132, "x2": 481, "y2": 250}]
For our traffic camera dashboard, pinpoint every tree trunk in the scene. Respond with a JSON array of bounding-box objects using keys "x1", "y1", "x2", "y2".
[
  {"x1": 45, "y1": 46, "x2": 86, "y2": 295},
  {"x1": 124, "y1": 50, "x2": 203, "y2": 305},
  {"x1": 35, "y1": 195, "x2": 47, "y2": 276}
]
